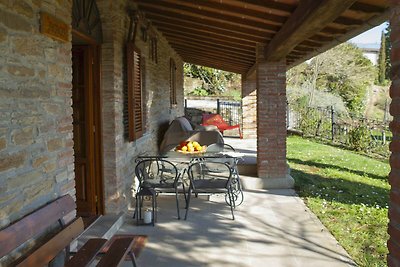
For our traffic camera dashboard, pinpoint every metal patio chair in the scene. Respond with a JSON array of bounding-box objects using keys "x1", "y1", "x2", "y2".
[
  {"x1": 205, "y1": 143, "x2": 244, "y2": 206},
  {"x1": 185, "y1": 160, "x2": 235, "y2": 220},
  {"x1": 134, "y1": 158, "x2": 184, "y2": 220}
]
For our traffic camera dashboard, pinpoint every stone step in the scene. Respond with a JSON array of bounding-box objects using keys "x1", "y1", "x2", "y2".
[
  {"x1": 238, "y1": 163, "x2": 257, "y2": 176},
  {"x1": 73, "y1": 212, "x2": 125, "y2": 251}
]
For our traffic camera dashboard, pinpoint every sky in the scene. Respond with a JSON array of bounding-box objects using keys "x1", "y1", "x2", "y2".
[{"x1": 349, "y1": 22, "x2": 388, "y2": 45}]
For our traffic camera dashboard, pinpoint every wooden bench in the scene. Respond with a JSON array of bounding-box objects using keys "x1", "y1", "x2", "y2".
[
  {"x1": 202, "y1": 113, "x2": 243, "y2": 139},
  {"x1": 0, "y1": 195, "x2": 147, "y2": 267}
]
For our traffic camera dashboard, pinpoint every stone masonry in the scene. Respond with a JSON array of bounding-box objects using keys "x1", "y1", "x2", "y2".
[
  {"x1": 256, "y1": 49, "x2": 294, "y2": 188},
  {"x1": 242, "y1": 76, "x2": 257, "y2": 139},
  {"x1": 0, "y1": 0, "x2": 184, "y2": 233},
  {"x1": 0, "y1": 0, "x2": 74, "y2": 229},
  {"x1": 97, "y1": 0, "x2": 184, "y2": 214},
  {"x1": 388, "y1": 3, "x2": 400, "y2": 267}
]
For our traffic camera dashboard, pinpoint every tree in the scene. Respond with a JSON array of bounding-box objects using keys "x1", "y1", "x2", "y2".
[
  {"x1": 287, "y1": 43, "x2": 375, "y2": 115},
  {"x1": 183, "y1": 63, "x2": 235, "y2": 95},
  {"x1": 377, "y1": 31, "x2": 386, "y2": 84},
  {"x1": 384, "y1": 23, "x2": 391, "y2": 80}
]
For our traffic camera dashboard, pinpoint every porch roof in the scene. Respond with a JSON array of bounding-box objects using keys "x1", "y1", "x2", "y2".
[{"x1": 134, "y1": 0, "x2": 390, "y2": 74}]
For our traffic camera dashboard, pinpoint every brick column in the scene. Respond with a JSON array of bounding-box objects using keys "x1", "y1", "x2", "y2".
[
  {"x1": 242, "y1": 75, "x2": 257, "y2": 139},
  {"x1": 256, "y1": 51, "x2": 294, "y2": 188},
  {"x1": 388, "y1": 4, "x2": 400, "y2": 267}
]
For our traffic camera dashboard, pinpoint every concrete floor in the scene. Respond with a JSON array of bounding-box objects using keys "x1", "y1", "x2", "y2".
[
  {"x1": 118, "y1": 190, "x2": 355, "y2": 267},
  {"x1": 111, "y1": 138, "x2": 355, "y2": 266}
]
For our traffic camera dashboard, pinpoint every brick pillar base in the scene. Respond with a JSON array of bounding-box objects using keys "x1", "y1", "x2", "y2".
[
  {"x1": 256, "y1": 59, "x2": 294, "y2": 189},
  {"x1": 242, "y1": 76, "x2": 257, "y2": 139},
  {"x1": 388, "y1": 4, "x2": 400, "y2": 267}
]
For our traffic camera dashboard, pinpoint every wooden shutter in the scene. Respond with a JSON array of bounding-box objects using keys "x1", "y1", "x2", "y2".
[
  {"x1": 127, "y1": 43, "x2": 144, "y2": 141},
  {"x1": 170, "y1": 58, "x2": 177, "y2": 106}
]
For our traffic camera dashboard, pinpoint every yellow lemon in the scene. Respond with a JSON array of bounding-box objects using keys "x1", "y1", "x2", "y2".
[{"x1": 181, "y1": 146, "x2": 188, "y2": 151}]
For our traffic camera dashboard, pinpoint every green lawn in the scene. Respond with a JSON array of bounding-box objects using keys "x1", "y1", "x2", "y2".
[{"x1": 287, "y1": 136, "x2": 390, "y2": 267}]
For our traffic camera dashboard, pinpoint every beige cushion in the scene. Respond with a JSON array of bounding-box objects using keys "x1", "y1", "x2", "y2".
[{"x1": 159, "y1": 117, "x2": 224, "y2": 153}]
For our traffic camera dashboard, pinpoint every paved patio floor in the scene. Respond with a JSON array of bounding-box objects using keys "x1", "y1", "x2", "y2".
[
  {"x1": 118, "y1": 190, "x2": 355, "y2": 267},
  {"x1": 116, "y1": 137, "x2": 355, "y2": 266}
]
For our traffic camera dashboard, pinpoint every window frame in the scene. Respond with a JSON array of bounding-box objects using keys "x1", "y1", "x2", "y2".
[
  {"x1": 170, "y1": 58, "x2": 177, "y2": 107},
  {"x1": 127, "y1": 43, "x2": 144, "y2": 141}
]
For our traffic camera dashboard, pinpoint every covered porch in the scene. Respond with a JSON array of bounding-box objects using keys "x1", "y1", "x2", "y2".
[{"x1": 2, "y1": 0, "x2": 400, "y2": 266}]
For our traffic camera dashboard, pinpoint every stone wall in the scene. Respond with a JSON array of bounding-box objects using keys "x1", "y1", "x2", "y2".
[
  {"x1": 0, "y1": 0, "x2": 74, "y2": 229},
  {"x1": 0, "y1": 0, "x2": 184, "y2": 231},
  {"x1": 242, "y1": 77, "x2": 257, "y2": 139},
  {"x1": 97, "y1": 0, "x2": 184, "y2": 213}
]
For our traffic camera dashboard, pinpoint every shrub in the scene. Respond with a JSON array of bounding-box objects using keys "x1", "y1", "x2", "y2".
[{"x1": 348, "y1": 125, "x2": 371, "y2": 151}]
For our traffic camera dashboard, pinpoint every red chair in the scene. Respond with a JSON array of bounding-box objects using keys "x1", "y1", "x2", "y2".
[{"x1": 202, "y1": 113, "x2": 243, "y2": 139}]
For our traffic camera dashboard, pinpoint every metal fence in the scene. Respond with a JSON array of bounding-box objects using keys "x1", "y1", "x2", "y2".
[
  {"x1": 217, "y1": 99, "x2": 242, "y2": 127},
  {"x1": 287, "y1": 105, "x2": 391, "y2": 146}
]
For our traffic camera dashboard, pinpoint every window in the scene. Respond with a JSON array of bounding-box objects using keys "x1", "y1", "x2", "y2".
[
  {"x1": 170, "y1": 58, "x2": 177, "y2": 106},
  {"x1": 127, "y1": 43, "x2": 144, "y2": 141}
]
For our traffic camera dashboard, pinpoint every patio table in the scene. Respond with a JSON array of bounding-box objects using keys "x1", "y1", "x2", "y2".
[{"x1": 136, "y1": 150, "x2": 244, "y2": 206}]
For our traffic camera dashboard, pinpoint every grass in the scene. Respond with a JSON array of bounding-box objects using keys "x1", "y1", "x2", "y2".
[{"x1": 287, "y1": 135, "x2": 390, "y2": 267}]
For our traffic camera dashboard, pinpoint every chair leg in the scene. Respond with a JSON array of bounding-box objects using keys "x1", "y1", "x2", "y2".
[
  {"x1": 184, "y1": 188, "x2": 192, "y2": 220},
  {"x1": 175, "y1": 187, "x2": 181, "y2": 220},
  {"x1": 228, "y1": 189, "x2": 235, "y2": 220},
  {"x1": 182, "y1": 182, "x2": 188, "y2": 208},
  {"x1": 129, "y1": 251, "x2": 138, "y2": 267}
]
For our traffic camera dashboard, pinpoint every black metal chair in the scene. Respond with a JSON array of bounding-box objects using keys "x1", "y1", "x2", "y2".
[
  {"x1": 134, "y1": 158, "x2": 184, "y2": 220},
  {"x1": 205, "y1": 143, "x2": 244, "y2": 206},
  {"x1": 185, "y1": 160, "x2": 235, "y2": 220}
]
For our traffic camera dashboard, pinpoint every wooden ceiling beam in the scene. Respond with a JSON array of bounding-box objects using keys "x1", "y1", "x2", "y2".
[
  {"x1": 161, "y1": 0, "x2": 286, "y2": 26},
  {"x1": 173, "y1": 47, "x2": 254, "y2": 65},
  {"x1": 333, "y1": 16, "x2": 364, "y2": 27},
  {"x1": 321, "y1": 26, "x2": 347, "y2": 35},
  {"x1": 209, "y1": 0, "x2": 295, "y2": 16},
  {"x1": 170, "y1": 44, "x2": 254, "y2": 63},
  {"x1": 160, "y1": 28, "x2": 255, "y2": 49},
  {"x1": 164, "y1": 34, "x2": 255, "y2": 54},
  {"x1": 183, "y1": 61, "x2": 245, "y2": 74},
  {"x1": 180, "y1": 57, "x2": 249, "y2": 73},
  {"x1": 180, "y1": 58, "x2": 251, "y2": 71},
  {"x1": 349, "y1": 2, "x2": 386, "y2": 15},
  {"x1": 141, "y1": 7, "x2": 273, "y2": 37},
  {"x1": 309, "y1": 34, "x2": 334, "y2": 43},
  {"x1": 180, "y1": 53, "x2": 250, "y2": 67},
  {"x1": 136, "y1": 1, "x2": 279, "y2": 33},
  {"x1": 264, "y1": 0, "x2": 357, "y2": 61},
  {"x1": 146, "y1": 13, "x2": 271, "y2": 43},
  {"x1": 166, "y1": 37, "x2": 255, "y2": 58},
  {"x1": 177, "y1": 50, "x2": 252, "y2": 65}
]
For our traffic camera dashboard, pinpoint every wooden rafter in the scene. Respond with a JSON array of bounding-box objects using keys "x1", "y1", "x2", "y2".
[
  {"x1": 140, "y1": 7, "x2": 273, "y2": 36},
  {"x1": 209, "y1": 0, "x2": 295, "y2": 16},
  {"x1": 160, "y1": 0, "x2": 286, "y2": 26},
  {"x1": 349, "y1": 2, "x2": 386, "y2": 15},
  {"x1": 134, "y1": 0, "x2": 389, "y2": 73},
  {"x1": 264, "y1": 0, "x2": 358, "y2": 61},
  {"x1": 160, "y1": 29, "x2": 255, "y2": 50},
  {"x1": 166, "y1": 38, "x2": 255, "y2": 58},
  {"x1": 172, "y1": 46, "x2": 254, "y2": 64},
  {"x1": 136, "y1": 1, "x2": 280, "y2": 33},
  {"x1": 146, "y1": 13, "x2": 270, "y2": 43}
]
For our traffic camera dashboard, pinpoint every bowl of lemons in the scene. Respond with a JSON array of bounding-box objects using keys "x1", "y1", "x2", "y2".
[{"x1": 176, "y1": 141, "x2": 207, "y2": 154}]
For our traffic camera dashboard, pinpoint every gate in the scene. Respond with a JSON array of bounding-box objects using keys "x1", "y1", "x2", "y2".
[{"x1": 217, "y1": 99, "x2": 242, "y2": 127}]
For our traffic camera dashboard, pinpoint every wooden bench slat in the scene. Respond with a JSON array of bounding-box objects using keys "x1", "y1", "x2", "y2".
[
  {"x1": 64, "y1": 238, "x2": 108, "y2": 267},
  {"x1": 0, "y1": 195, "x2": 76, "y2": 258},
  {"x1": 15, "y1": 217, "x2": 84, "y2": 267},
  {"x1": 96, "y1": 238, "x2": 135, "y2": 267}
]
